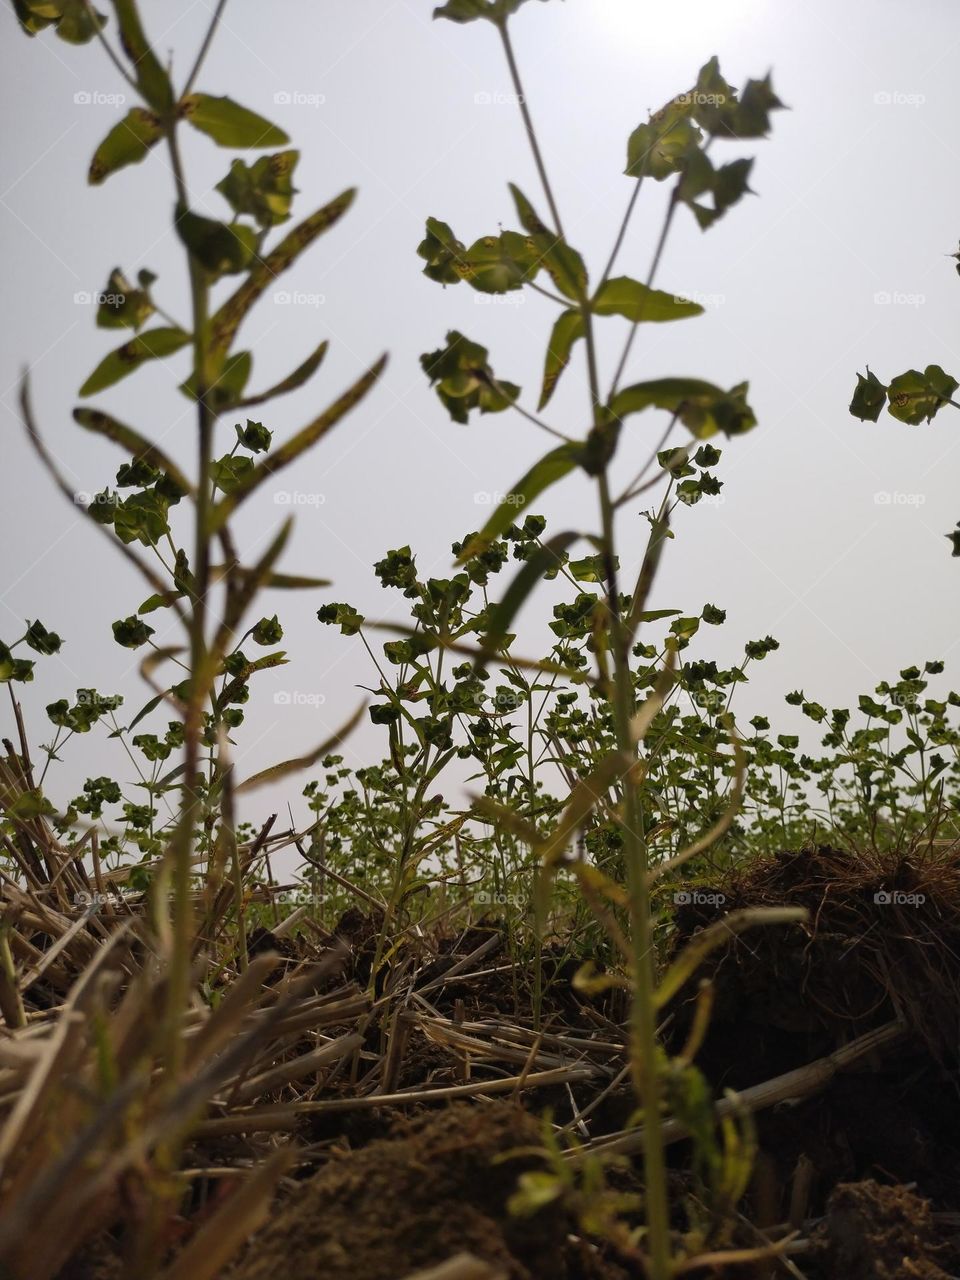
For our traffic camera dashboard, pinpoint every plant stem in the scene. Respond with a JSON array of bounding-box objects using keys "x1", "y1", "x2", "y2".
[
  {"x1": 597, "y1": 472, "x2": 672, "y2": 1280},
  {"x1": 163, "y1": 123, "x2": 214, "y2": 1077},
  {"x1": 182, "y1": 0, "x2": 230, "y2": 97},
  {"x1": 498, "y1": 20, "x2": 566, "y2": 239}
]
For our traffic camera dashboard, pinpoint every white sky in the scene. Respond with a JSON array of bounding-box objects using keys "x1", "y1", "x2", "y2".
[{"x1": 1, "y1": 0, "x2": 959, "y2": 826}]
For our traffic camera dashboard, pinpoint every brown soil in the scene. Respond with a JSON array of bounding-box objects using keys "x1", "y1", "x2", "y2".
[
  {"x1": 812, "y1": 1179, "x2": 953, "y2": 1279},
  {"x1": 229, "y1": 1103, "x2": 627, "y2": 1280},
  {"x1": 47, "y1": 847, "x2": 960, "y2": 1278}
]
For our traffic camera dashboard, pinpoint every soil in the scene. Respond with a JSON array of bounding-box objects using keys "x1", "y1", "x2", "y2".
[
  {"x1": 812, "y1": 1179, "x2": 954, "y2": 1279},
  {"x1": 228, "y1": 1104, "x2": 628, "y2": 1280},
  {"x1": 51, "y1": 846, "x2": 960, "y2": 1278}
]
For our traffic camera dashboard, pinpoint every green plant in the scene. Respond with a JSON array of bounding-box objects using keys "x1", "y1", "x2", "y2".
[
  {"x1": 380, "y1": 5, "x2": 799, "y2": 1275},
  {"x1": 2, "y1": 1, "x2": 384, "y2": 1273},
  {"x1": 849, "y1": 246, "x2": 960, "y2": 551}
]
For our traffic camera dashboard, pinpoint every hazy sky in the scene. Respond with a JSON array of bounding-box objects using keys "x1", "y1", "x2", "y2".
[{"x1": 2, "y1": 0, "x2": 959, "y2": 826}]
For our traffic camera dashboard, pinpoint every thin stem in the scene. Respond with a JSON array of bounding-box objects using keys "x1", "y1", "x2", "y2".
[
  {"x1": 599, "y1": 176, "x2": 644, "y2": 289},
  {"x1": 528, "y1": 280, "x2": 569, "y2": 307},
  {"x1": 162, "y1": 120, "x2": 214, "y2": 1079},
  {"x1": 498, "y1": 21, "x2": 566, "y2": 239},
  {"x1": 597, "y1": 470, "x2": 672, "y2": 1280},
  {"x1": 82, "y1": 2, "x2": 139, "y2": 92},
  {"x1": 500, "y1": 386, "x2": 572, "y2": 443},
  {"x1": 182, "y1": 0, "x2": 230, "y2": 97},
  {"x1": 608, "y1": 191, "x2": 679, "y2": 400}
]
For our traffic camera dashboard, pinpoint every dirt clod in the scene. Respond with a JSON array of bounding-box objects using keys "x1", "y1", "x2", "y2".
[
  {"x1": 813, "y1": 1179, "x2": 952, "y2": 1279},
  {"x1": 230, "y1": 1103, "x2": 621, "y2": 1280}
]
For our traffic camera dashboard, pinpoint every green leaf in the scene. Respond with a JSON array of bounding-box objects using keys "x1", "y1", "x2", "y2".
[
  {"x1": 611, "y1": 377, "x2": 757, "y2": 439},
  {"x1": 72, "y1": 408, "x2": 193, "y2": 494},
  {"x1": 538, "y1": 309, "x2": 584, "y2": 410},
  {"x1": 235, "y1": 340, "x2": 329, "y2": 409},
  {"x1": 208, "y1": 188, "x2": 355, "y2": 366},
  {"x1": 886, "y1": 365, "x2": 958, "y2": 425},
  {"x1": 508, "y1": 184, "x2": 588, "y2": 302},
  {"x1": 95, "y1": 267, "x2": 155, "y2": 330},
  {"x1": 50, "y1": 0, "x2": 107, "y2": 44},
  {"x1": 88, "y1": 108, "x2": 163, "y2": 185},
  {"x1": 592, "y1": 276, "x2": 704, "y2": 323},
  {"x1": 175, "y1": 206, "x2": 259, "y2": 279},
  {"x1": 11, "y1": 0, "x2": 61, "y2": 36},
  {"x1": 181, "y1": 350, "x2": 253, "y2": 410},
  {"x1": 570, "y1": 553, "x2": 613, "y2": 583},
  {"x1": 79, "y1": 327, "x2": 191, "y2": 397},
  {"x1": 317, "y1": 602, "x2": 365, "y2": 635},
  {"x1": 626, "y1": 110, "x2": 702, "y2": 181},
  {"x1": 181, "y1": 94, "x2": 290, "y2": 149},
  {"x1": 849, "y1": 368, "x2": 887, "y2": 422},
  {"x1": 482, "y1": 532, "x2": 579, "y2": 654},
  {"x1": 211, "y1": 454, "x2": 254, "y2": 494},
  {"x1": 433, "y1": 0, "x2": 528, "y2": 21},
  {"x1": 210, "y1": 355, "x2": 387, "y2": 532},
  {"x1": 724, "y1": 72, "x2": 785, "y2": 139},
  {"x1": 113, "y1": 0, "x2": 173, "y2": 111},
  {"x1": 459, "y1": 444, "x2": 580, "y2": 558},
  {"x1": 417, "y1": 219, "x2": 538, "y2": 293},
  {"x1": 461, "y1": 231, "x2": 539, "y2": 293},
  {"x1": 112, "y1": 615, "x2": 154, "y2": 649},
  {"x1": 215, "y1": 150, "x2": 299, "y2": 227},
  {"x1": 235, "y1": 420, "x2": 272, "y2": 453},
  {"x1": 421, "y1": 331, "x2": 520, "y2": 424},
  {"x1": 25, "y1": 620, "x2": 62, "y2": 654}
]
